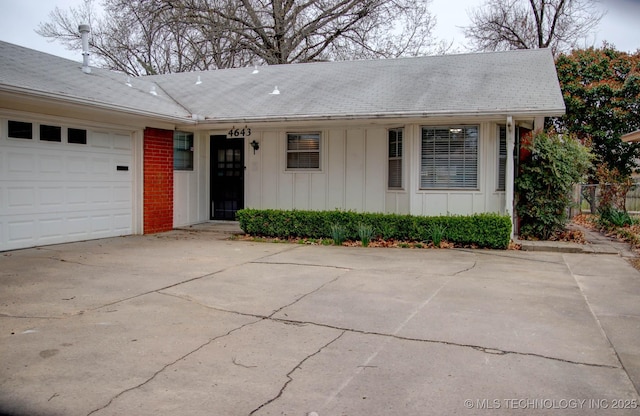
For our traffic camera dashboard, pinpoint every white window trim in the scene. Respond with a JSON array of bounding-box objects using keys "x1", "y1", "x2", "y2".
[
  {"x1": 419, "y1": 125, "x2": 480, "y2": 190},
  {"x1": 285, "y1": 132, "x2": 322, "y2": 171},
  {"x1": 388, "y1": 128, "x2": 404, "y2": 190},
  {"x1": 497, "y1": 125, "x2": 507, "y2": 192}
]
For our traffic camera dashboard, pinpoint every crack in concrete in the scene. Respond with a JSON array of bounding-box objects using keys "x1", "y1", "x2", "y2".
[
  {"x1": 87, "y1": 245, "x2": 297, "y2": 312},
  {"x1": 270, "y1": 316, "x2": 620, "y2": 370},
  {"x1": 85, "y1": 318, "x2": 263, "y2": 416},
  {"x1": 250, "y1": 260, "x2": 352, "y2": 271},
  {"x1": 248, "y1": 330, "x2": 346, "y2": 415},
  {"x1": 452, "y1": 258, "x2": 477, "y2": 276},
  {"x1": 155, "y1": 295, "x2": 619, "y2": 371},
  {"x1": 0, "y1": 314, "x2": 65, "y2": 319},
  {"x1": 267, "y1": 274, "x2": 345, "y2": 318},
  {"x1": 155, "y1": 258, "x2": 618, "y2": 372}
]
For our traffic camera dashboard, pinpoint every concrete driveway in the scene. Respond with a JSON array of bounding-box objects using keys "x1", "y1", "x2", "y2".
[{"x1": 1, "y1": 228, "x2": 639, "y2": 416}]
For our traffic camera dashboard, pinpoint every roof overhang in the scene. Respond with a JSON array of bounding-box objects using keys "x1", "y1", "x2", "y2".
[
  {"x1": 0, "y1": 85, "x2": 194, "y2": 129},
  {"x1": 175, "y1": 108, "x2": 566, "y2": 131}
]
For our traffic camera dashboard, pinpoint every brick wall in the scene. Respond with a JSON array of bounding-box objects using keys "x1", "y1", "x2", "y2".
[{"x1": 143, "y1": 128, "x2": 173, "y2": 234}]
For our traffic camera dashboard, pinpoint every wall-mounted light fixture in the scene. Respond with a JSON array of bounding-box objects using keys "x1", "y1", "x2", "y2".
[{"x1": 250, "y1": 140, "x2": 260, "y2": 154}]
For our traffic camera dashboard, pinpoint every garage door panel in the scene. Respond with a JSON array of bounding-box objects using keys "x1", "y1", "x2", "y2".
[
  {"x1": 114, "y1": 134, "x2": 131, "y2": 150},
  {"x1": 7, "y1": 220, "x2": 35, "y2": 244},
  {"x1": 40, "y1": 154, "x2": 64, "y2": 174},
  {"x1": 67, "y1": 156, "x2": 88, "y2": 174},
  {"x1": 67, "y1": 216, "x2": 90, "y2": 236},
  {"x1": 40, "y1": 186, "x2": 65, "y2": 207},
  {"x1": 8, "y1": 151, "x2": 35, "y2": 174},
  {"x1": 0, "y1": 129, "x2": 133, "y2": 251},
  {"x1": 40, "y1": 218, "x2": 65, "y2": 240},
  {"x1": 7, "y1": 186, "x2": 35, "y2": 209}
]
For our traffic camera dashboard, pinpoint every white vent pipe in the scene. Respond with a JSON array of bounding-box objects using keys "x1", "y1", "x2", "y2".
[{"x1": 78, "y1": 24, "x2": 91, "y2": 74}]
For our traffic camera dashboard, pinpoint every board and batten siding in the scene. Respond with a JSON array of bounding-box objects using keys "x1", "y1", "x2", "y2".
[
  {"x1": 245, "y1": 128, "x2": 386, "y2": 213},
  {"x1": 409, "y1": 122, "x2": 506, "y2": 216},
  {"x1": 173, "y1": 131, "x2": 211, "y2": 227},
  {"x1": 244, "y1": 123, "x2": 506, "y2": 216},
  {"x1": 170, "y1": 121, "x2": 507, "y2": 227}
]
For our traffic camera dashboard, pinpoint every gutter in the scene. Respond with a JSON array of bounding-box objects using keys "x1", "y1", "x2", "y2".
[{"x1": 193, "y1": 108, "x2": 567, "y2": 125}]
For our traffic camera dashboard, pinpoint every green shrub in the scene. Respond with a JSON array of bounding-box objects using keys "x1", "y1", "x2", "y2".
[
  {"x1": 598, "y1": 207, "x2": 633, "y2": 227},
  {"x1": 236, "y1": 209, "x2": 512, "y2": 249},
  {"x1": 515, "y1": 131, "x2": 592, "y2": 240}
]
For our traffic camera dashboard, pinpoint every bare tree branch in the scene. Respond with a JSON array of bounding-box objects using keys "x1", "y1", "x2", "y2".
[
  {"x1": 464, "y1": 0, "x2": 604, "y2": 56},
  {"x1": 36, "y1": 0, "x2": 439, "y2": 75}
]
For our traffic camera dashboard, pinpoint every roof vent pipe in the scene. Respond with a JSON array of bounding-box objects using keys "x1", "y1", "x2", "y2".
[{"x1": 78, "y1": 24, "x2": 91, "y2": 74}]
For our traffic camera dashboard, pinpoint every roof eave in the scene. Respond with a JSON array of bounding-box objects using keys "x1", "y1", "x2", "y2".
[
  {"x1": 194, "y1": 108, "x2": 567, "y2": 126},
  {"x1": 0, "y1": 84, "x2": 195, "y2": 125}
]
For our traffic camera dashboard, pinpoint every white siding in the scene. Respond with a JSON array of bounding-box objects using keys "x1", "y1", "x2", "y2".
[
  {"x1": 245, "y1": 126, "x2": 387, "y2": 214},
  {"x1": 173, "y1": 132, "x2": 212, "y2": 226},
  {"x1": 212, "y1": 120, "x2": 511, "y2": 219}
]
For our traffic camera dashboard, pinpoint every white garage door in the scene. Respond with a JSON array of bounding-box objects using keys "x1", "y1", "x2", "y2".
[{"x1": 0, "y1": 125, "x2": 133, "y2": 251}]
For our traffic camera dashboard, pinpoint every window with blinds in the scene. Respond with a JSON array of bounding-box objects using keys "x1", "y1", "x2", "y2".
[
  {"x1": 497, "y1": 126, "x2": 507, "y2": 191},
  {"x1": 174, "y1": 131, "x2": 194, "y2": 170},
  {"x1": 388, "y1": 128, "x2": 403, "y2": 189},
  {"x1": 287, "y1": 133, "x2": 320, "y2": 169},
  {"x1": 420, "y1": 126, "x2": 478, "y2": 189}
]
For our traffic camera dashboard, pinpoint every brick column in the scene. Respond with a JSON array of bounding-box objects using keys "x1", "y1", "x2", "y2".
[{"x1": 143, "y1": 128, "x2": 174, "y2": 234}]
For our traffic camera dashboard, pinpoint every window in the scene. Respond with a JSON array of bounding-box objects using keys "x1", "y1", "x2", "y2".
[
  {"x1": 8, "y1": 120, "x2": 32, "y2": 139},
  {"x1": 174, "y1": 131, "x2": 194, "y2": 170},
  {"x1": 40, "y1": 124, "x2": 62, "y2": 142},
  {"x1": 68, "y1": 128, "x2": 87, "y2": 144},
  {"x1": 421, "y1": 126, "x2": 478, "y2": 189},
  {"x1": 287, "y1": 133, "x2": 320, "y2": 169},
  {"x1": 388, "y1": 128, "x2": 403, "y2": 189},
  {"x1": 497, "y1": 126, "x2": 507, "y2": 191}
]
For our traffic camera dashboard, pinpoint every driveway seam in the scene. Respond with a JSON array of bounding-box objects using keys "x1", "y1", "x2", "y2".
[
  {"x1": 248, "y1": 330, "x2": 347, "y2": 415},
  {"x1": 563, "y1": 254, "x2": 640, "y2": 395},
  {"x1": 85, "y1": 318, "x2": 263, "y2": 416}
]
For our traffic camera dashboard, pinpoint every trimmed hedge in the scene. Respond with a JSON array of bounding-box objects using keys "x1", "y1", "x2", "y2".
[{"x1": 236, "y1": 209, "x2": 512, "y2": 249}]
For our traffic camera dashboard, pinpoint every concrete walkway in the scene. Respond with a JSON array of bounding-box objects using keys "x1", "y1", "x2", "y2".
[{"x1": 1, "y1": 225, "x2": 639, "y2": 415}]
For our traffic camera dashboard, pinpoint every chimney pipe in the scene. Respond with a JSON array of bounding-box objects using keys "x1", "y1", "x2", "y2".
[{"x1": 78, "y1": 24, "x2": 91, "y2": 74}]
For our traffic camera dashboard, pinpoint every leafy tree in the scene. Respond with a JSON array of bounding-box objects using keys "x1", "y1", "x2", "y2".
[
  {"x1": 37, "y1": 0, "x2": 442, "y2": 75},
  {"x1": 554, "y1": 45, "x2": 640, "y2": 177},
  {"x1": 464, "y1": 0, "x2": 603, "y2": 56},
  {"x1": 515, "y1": 130, "x2": 592, "y2": 240}
]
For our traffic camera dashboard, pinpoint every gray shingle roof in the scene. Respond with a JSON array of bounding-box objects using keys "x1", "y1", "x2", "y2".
[
  {"x1": 0, "y1": 41, "x2": 190, "y2": 121},
  {"x1": 0, "y1": 40, "x2": 565, "y2": 124}
]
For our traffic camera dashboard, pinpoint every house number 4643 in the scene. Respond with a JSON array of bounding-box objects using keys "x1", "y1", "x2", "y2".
[{"x1": 227, "y1": 126, "x2": 252, "y2": 138}]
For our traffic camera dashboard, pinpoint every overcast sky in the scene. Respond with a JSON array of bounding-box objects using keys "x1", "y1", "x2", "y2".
[{"x1": 0, "y1": 0, "x2": 638, "y2": 63}]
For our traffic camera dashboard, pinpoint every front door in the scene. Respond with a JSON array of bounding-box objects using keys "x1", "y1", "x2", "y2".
[{"x1": 210, "y1": 135, "x2": 244, "y2": 220}]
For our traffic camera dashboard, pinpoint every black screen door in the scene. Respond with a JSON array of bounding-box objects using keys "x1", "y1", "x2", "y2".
[{"x1": 210, "y1": 135, "x2": 244, "y2": 220}]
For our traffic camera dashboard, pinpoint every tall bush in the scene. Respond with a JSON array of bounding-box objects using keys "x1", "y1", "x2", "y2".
[{"x1": 515, "y1": 131, "x2": 592, "y2": 239}]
